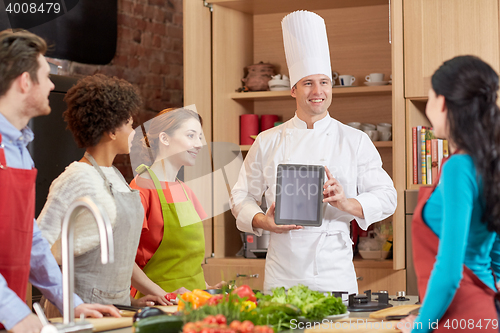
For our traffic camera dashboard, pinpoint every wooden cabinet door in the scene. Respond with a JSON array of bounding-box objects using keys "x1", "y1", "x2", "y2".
[
  {"x1": 404, "y1": 0, "x2": 500, "y2": 98},
  {"x1": 355, "y1": 268, "x2": 406, "y2": 295}
]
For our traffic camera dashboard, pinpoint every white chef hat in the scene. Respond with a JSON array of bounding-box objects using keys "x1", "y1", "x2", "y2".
[{"x1": 282, "y1": 10, "x2": 332, "y2": 88}]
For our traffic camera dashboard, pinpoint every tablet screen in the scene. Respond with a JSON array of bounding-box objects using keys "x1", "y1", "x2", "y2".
[{"x1": 275, "y1": 164, "x2": 325, "y2": 226}]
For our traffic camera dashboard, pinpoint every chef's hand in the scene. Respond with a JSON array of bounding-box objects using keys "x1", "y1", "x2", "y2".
[
  {"x1": 252, "y1": 202, "x2": 303, "y2": 233},
  {"x1": 9, "y1": 313, "x2": 42, "y2": 333},
  {"x1": 323, "y1": 166, "x2": 364, "y2": 219},
  {"x1": 132, "y1": 294, "x2": 172, "y2": 306},
  {"x1": 398, "y1": 314, "x2": 417, "y2": 333},
  {"x1": 75, "y1": 303, "x2": 121, "y2": 318}
]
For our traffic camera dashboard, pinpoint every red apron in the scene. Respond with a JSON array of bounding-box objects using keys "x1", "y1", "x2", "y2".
[
  {"x1": 0, "y1": 133, "x2": 37, "y2": 329},
  {"x1": 412, "y1": 160, "x2": 498, "y2": 332}
]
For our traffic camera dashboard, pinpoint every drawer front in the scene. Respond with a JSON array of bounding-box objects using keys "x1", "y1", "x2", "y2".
[{"x1": 355, "y1": 268, "x2": 406, "y2": 295}]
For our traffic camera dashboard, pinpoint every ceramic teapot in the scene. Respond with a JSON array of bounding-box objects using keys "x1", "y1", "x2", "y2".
[{"x1": 241, "y1": 62, "x2": 275, "y2": 91}]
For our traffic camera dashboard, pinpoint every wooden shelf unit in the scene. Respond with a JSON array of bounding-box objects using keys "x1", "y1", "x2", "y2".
[
  {"x1": 240, "y1": 140, "x2": 392, "y2": 153},
  {"x1": 211, "y1": 1, "x2": 395, "y2": 258},
  {"x1": 185, "y1": 0, "x2": 406, "y2": 293},
  {"x1": 208, "y1": 0, "x2": 389, "y2": 15},
  {"x1": 405, "y1": 98, "x2": 430, "y2": 189},
  {"x1": 230, "y1": 85, "x2": 392, "y2": 100}
]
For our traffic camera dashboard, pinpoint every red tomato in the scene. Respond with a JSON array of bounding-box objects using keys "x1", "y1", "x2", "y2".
[
  {"x1": 232, "y1": 285, "x2": 256, "y2": 302},
  {"x1": 165, "y1": 292, "x2": 177, "y2": 301},
  {"x1": 239, "y1": 321, "x2": 254, "y2": 333},
  {"x1": 229, "y1": 320, "x2": 241, "y2": 331},
  {"x1": 183, "y1": 323, "x2": 197, "y2": 332},
  {"x1": 207, "y1": 294, "x2": 224, "y2": 306},
  {"x1": 214, "y1": 314, "x2": 227, "y2": 325},
  {"x1": 200, "y1": 328, "x2": 211, "y2": 333},
  {"x1": 203, "y1": 316, "x2": 217, "y2": 324}
]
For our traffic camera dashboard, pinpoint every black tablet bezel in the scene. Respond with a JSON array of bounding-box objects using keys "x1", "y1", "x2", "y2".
[{"x1": 274, "y1": 164, "x2": 325, "y2": 226}]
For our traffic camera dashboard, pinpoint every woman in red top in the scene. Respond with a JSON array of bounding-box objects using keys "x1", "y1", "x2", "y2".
[{"x1": 130, "y1": 108, "x2": 223, "y2": 299}]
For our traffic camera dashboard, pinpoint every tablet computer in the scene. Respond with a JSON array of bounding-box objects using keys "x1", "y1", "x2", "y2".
[{"x1": 275, "y1": 164, "x2": 325, "y2": 226}]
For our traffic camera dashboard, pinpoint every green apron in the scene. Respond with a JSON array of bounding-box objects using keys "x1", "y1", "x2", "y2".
[{"x1": 135, "y1": 165, "x2": 206, "y2": 297}]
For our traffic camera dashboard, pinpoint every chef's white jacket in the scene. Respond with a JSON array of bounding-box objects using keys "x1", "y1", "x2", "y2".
[{"x1": 231, "y1": 113, "x2": 397, "y2": 294}]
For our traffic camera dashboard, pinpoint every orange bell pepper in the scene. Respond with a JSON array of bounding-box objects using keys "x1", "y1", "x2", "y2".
[
  {"x1": 192, "y1": 289, "x2": 212, "y2": 306},
  {"x1": 180, "y1": 291, "x2": 202, "y2": 309}
]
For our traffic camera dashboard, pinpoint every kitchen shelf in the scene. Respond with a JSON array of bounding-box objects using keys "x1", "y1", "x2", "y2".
[
  {"x1": 353, "y1": 257, "x2": 394, "y2": 269},
  {"x1": 239, "y1": 141, "x2": 392, "y2": 152},
  {"x1": 408, "y1": 184, "x2": 426, "y2": 190},
  {"x1": 240, "y1": 145, "x2": 252, "y2": 152},
  {"x1": 231, "y1": 85, "x2": 392, "y2": 101},
  {"x1": 208, "y1": 0, "x2": 388, "y2": 15}
]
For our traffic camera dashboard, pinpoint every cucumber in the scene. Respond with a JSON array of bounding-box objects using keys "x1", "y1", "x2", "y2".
[{"x1": 133, "y1": 314, "x2": 184, "y2": 333}]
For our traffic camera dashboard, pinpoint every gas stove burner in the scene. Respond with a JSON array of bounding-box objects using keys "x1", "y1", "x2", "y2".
[
  {"x1": 348, "y1": 290, "x2": 393, "y2": 312},
  {"x1": 392, "y1": 290, "x2": 410, "y2": 301}
]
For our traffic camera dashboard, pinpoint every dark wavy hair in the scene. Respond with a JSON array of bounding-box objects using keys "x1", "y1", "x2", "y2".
[
  {"x1": 0, "y1": 30, "x2": 47, "y2": 97},
  {"x1": 63, "y1": 74, "x2": 142, "y2": 148},
  {"x1": 432, "y1": 55, "x2": 500, "y2": 233}
]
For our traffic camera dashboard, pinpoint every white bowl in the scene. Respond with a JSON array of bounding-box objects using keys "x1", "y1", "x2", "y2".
[
  {"x1": 268, "y1": 78, "x2": 290, "y2": 91},
  {"x1": 269, "y1": 86, "x2": 291, "y2": 91},
  {"x1": 359, "y1": 250, "x2": 389, "y2": 260}
]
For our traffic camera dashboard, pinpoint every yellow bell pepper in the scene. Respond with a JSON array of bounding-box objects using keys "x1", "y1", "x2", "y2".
[{"x1": 241, "y1": 300, "x2": 257, "y2": 312}]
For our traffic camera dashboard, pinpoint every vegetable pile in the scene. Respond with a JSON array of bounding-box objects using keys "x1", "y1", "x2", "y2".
[
  {"x1": 182, "y1": 286, "x2": 300, "y2": 332},
  {"x1": 181, "y1": 284, "x2": 346, "y2": 331},
  {"x1": 258, "y1": 284, "x2": 347, "y2": 322},
  {"x1": 183, "y1": 315, "x2": 274, "y2": 333}
]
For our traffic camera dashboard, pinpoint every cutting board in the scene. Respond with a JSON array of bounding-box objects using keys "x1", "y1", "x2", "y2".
[
  {"x1": 119, "y1": 305, "x2": 178, "y2": 317},
  {"x1": 155, "y1": 305, "x2": 179, "y2": 313},
  {"x1": 50, "y1": 317, "x2": 133, "y2": 332},
  {"x1": 369, "y1": 304, "x2": 421, "y2": 320},
  {"x1": 302, "y1": 305, "x2": 421, "y2": 333}
]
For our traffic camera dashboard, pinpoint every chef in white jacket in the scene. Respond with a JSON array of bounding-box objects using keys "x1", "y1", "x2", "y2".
[{"x1": 231, "y1": 10, "x2": 397, "y2": 295}]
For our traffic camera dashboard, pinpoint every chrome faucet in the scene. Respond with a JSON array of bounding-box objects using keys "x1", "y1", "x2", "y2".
[{"x1": 60, "y1": 197, "x2": 114, "y2": 329}]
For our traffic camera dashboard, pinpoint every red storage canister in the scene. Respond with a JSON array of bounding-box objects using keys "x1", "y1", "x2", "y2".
[
  {"x1": 240, "y1": 114, "x2": 259, "y2": 145},
  {"x1": 260, "y1": 114, "x2": 279, "y2": 132}
]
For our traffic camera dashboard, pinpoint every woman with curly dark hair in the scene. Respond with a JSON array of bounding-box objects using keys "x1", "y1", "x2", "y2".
[
  {"x1": 399, "y1": 56, "x2": 500, "y2": 333},
  {"x1": 37, "y1": 74, "x2": 170, "y2": 316}
]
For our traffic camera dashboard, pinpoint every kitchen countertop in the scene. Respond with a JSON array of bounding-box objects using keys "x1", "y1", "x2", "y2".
[
  {"x1": 0, "y1": 296, "x2": 419, "y2": 333},
  {"x1": 97, "y1": 295, "x2": 420, "y2": 333}
]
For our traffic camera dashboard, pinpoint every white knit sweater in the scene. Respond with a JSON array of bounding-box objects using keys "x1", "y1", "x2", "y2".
[{"x1": 37, "y1": 162, "x2": 130, "y2": 264}]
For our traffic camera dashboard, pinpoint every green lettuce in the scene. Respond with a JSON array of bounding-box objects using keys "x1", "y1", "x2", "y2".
[{"x1": 259, "y1": 284, "x2": 347, "y2": 322}]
